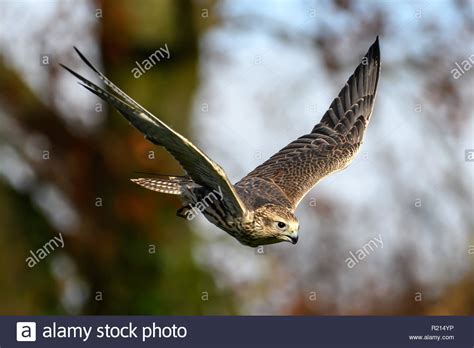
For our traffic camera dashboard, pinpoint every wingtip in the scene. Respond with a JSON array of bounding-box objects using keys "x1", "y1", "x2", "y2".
[
  {"x1": 59, "y1": 62, "x2": 76, "y2": 76},
  {"x1": 369, "y1": 35, "x2": 380, "y2": 62},
  {"x1": 72, "y1": 46, "x2": 100, "y2": 74},
  {"x1": 372, "y1": 36, "x2": 380, "y2": 48}
]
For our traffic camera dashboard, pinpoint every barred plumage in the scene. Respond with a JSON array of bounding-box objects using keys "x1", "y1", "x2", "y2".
[
  {"x1": 61, "y1": 37, "x2": 381, "y2": 247},
  {"x1": 131, "y1": 176, "x2": 193, "y2": 195}
]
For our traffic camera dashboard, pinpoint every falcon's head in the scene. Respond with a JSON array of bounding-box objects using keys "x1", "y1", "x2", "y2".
[{"x1": 251, "y1": 204, "x2": 299, "y2": 245}]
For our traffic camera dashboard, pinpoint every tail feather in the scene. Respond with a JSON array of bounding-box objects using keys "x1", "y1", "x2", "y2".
[{"x1": 131, "y1": 176, "x2": 193, "y2": 195}]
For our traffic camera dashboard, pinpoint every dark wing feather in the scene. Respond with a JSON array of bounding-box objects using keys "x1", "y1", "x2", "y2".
[
  {"x1": 61, "y1": 49, "x2": 247, "y2": 217},
  {"x1": 237, "y1": 37, "x2": 381, "y2": 210}
]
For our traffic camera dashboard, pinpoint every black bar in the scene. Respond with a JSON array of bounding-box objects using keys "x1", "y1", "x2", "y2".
[{"x1": 3, "y1": 316, "x2": 473, "y2": 347}]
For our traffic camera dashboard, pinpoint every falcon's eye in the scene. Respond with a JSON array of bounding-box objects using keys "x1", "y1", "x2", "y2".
[{"x1": 276, "y1": 221, "x2": 287, "y2": 230}]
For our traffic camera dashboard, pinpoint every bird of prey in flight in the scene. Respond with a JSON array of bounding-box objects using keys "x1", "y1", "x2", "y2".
[{"x1": 61, "y1": 37, "x2": 380, "y2": 247}]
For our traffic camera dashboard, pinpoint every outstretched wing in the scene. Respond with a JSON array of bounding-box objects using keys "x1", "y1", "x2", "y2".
[
  {"x1": 61, "y1": 48, "x2": 247, "y2": 217},
  {"x1": 238, "y1": 37, "x2": 381, "y2": 210}
]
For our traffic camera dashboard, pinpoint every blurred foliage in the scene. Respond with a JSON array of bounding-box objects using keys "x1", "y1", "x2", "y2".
[{"x1": 0, "y1": 0, "x2": 234, "y2": 315}]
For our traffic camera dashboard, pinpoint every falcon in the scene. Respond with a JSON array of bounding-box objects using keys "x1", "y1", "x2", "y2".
[{"x1": 61, "y1": 37, "x2": 380, "y2": 247}]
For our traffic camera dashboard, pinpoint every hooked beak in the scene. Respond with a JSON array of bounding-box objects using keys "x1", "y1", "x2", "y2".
[
  {"x1": 282, "y1": 233, "x2": 298, "y2": 244},
  {"x1": 281, "y1": 224, "x2": 299, "y2": 245},
  {"x1": 289, "y1": 234, "x2": 298, "y2": 244}
]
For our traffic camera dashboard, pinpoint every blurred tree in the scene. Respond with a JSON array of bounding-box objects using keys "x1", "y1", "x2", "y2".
[{"x1": 0, "y1": 0, "x2": 235, "y2": 315}]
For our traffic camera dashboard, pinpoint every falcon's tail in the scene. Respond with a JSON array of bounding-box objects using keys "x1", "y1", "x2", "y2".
[{"x1": 131, "y1": 175, "x2": 193, "y2": 195}]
